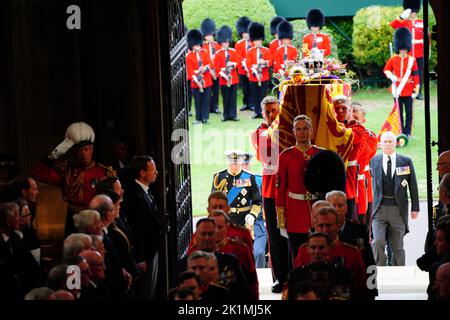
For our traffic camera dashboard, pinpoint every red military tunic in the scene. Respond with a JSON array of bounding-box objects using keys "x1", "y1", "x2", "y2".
[
  {"x1": 357, "y1": 129, "x2": 378, "y2": 216},
  {"x1": 245, "y1": 46, "x2": 272, "y2": 83},
  {"x1": 383, "y1": 55, "x2": 419, "y2": 97},
  {"x1": 214, "y1": 48, "x2": 240, "y2": 86},
  {"x1": 186, "y1": 49, "x2": 213, "y2": 89},
  {"x1": 302, "y1": 33, "x2": 331, "y2": 57},
  {"x1": 251, "y1": 123, "x2": 278, "y2": 199},
  {"x1": 273, "y1": 44, "x2": 298, "y2": 76},
  {"x1": 234, "y1": 39, "x2": 253, "y2": 75},
  {"x1": 294, "y1": 239, "x2": 368, "y2": 296},
  {"x1": 390, "y1": 18, "x2": 424, "y2": 58},
  {"x1": 202, "y1": 41, "x2": 221, "y2": 79},
  {"x1": 276, "y1": 146, "x2": 322, "y2": 233},
  {"x1": 269, "y1": 38, "x2": 282, "y2": 58},
  {"x1": 32, "y1": 160, "x2": 115, "y2": 209},
  {"x1": 345, "y1": 121, "x2": 366, "y2": 201}
]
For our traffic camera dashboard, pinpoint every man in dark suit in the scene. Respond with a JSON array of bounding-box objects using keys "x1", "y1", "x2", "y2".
[
  {"x1": 370, "y1": 131, "x2": 419, "y2": 266},
  {"x1": 121, "y1": 155, "x2": 161, "y2": 299}
]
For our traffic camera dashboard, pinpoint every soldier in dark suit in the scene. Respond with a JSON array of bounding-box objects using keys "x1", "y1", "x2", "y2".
[
  {"x1": 371, "y1": 131, "x2": 419, "y2": 266},
  {"x1": 121, "y1": 155, "x2": 161, "y2": 299},
  {"x1": 211, "y1": 151, "x2": 262, "y2": 233}
]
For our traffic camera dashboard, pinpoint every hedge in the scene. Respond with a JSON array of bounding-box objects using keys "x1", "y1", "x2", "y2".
[
  {"x1": 353, "y1": 5, "x2": 436, "y2": 71},
  {"x1": 182, "y1": 0, "x2": 277, "y2": 45}
]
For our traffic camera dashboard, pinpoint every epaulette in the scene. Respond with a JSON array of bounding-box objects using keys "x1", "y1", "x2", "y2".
[
  {"x1": 241, "y1": 168, "x2": 255, "y2": 176},
  {"x1": 341, "y1": 241, "x2": 360, "y2": 251},
  {"x1": 313, "y1": 145, "x2": 327, "y2": 151},
  {"x1": 98, "y1": 163, "x2": 117, "y2": 177},
  {"x1": 212, "y1": 168, "x2": 227, "y2": 176},
  {"x1": 280, "y1": 146, "x2": 295, "y2": 155}
]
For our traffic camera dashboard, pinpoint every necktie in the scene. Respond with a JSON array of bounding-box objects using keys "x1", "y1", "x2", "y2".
[{"x1": 387, "y1": 156, "x2": 392, "y2": 178}]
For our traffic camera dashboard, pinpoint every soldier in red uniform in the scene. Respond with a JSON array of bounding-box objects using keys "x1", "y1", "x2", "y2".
[
  {"x1": 234, "y1": 16, "x2": 253, "y2": 112},
  {"x1": 214, "y1": 25, "x2": 240, "y2": 122},
  {"x1": 390, "y1": 0, "x2": 425, "y2": 100},
  {"x1": 273, "y1": 21, "x2": 298, "y2": 78},
  {"x1": 32, "y1": 122, "x2": 115, "y2": 235},
  {"x1": 294, "y1": 207, "x2": 369, "y2": 298},
  {"x1": 302, "y1": 9, "x2": 331, "y2": 58},
  {"x1": 186, "y1": 29, "x2": 213, "y2": 124},
  {"x1": 269, "y1": 16, "x2": 286, "y2": 58},
  {"x1": 276, "y1": 115, "x2": 323, "y2": 259},
  {"x1": 246, "y1": 22, "x2": 272, "y2": 119},
  {"x1": 351, "y1": 102, "x2": 378, "y2": 223},
  {"x1": 208, "y1": 210, "x2": 259, "y2": 300},
  {"x1": 333, "y1": 95, "x2": 366, "y2": 221},
  {"x1": 201, "y1": 18, "x2": 221, "y2": 114},
  {"x1": 384, "y1": 27, "x2": 420, "y2": 137},
  {"x1": 251, "y1": 96, "x2": 290, "y2": 293}
]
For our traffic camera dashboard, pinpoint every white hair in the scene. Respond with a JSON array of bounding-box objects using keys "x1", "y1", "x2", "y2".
[
  {"x1": 72, "y1": 209, "x2": 100, "y2": 233},
  {"x1": 380, "y1": 131, "x2": 396, "y2": 142},
  {"x1": 63, "y1": 233, "x2": 93, "y2": 258},
  {"x1": 325, "y1": 190, "x2": 347, "y2": 201},
  {"x1": 332, "y1": 95, "x2": 350, "y2": 106},
  {"x1": 25, "y1": 287, "x2": 54, "y2": 300}
]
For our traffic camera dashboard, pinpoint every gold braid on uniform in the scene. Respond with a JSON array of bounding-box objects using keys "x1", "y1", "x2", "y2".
[
  {"x1": 99, "y1": 163, "x2": 117, "y2": 177},
  {"x1": 276, "y1": 207, "x2": 286, "y2": 229},
  {"x1": 213, "y1": 174, "x2": 228, "y2": 192},
  {"x1": 65, "y1": 167, "x2": 85, "y2": 202}
]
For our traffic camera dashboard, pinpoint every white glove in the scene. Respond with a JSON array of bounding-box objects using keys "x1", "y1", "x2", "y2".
[
  {"x1": 411, "y1": 92, "x2": 418, "y2": 99},
  {"x1": 49, "y1": 138, "x2": 75, "y2": 160},
  {"x1": 245, "y1": 214, "x2": 256, "y2": 229},
  {"x1": 400, "y1": 8, "x2": 411, "y2": 19},
  {"x1": 388, "y1": 74, "x2": 397, "y2": 82},
  {"x1": 280, "y1": 228, "x2": 288, "y2": 238}
]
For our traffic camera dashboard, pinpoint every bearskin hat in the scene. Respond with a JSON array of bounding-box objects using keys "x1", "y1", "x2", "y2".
[
  {"x1": 270, "y1": 16, "x2": 286, "y2": 36},
  {"x1": 187, "y1": 29, "x2": 203, "y2": 50},
  {"x1": 236, "y1": 16, "x2": 251, "y2": 36},
  {"x1": 200, "y1": 18, "x2": 216, "y2": 37},
  {"x1": 394, "y1": 27, "x2": 412, "y2": 53},
  {"x1": 403, "y1": 0, "x2": 421, "y2": 13},
  {"x1": 304, "y1": 150, "x2": 346, "y2": 199},
  {"x1": 277, "y1": 21, "x2": 294, "y2": 40},
  {"x1": 248, "y1": 22, "x2": 265, "y2": 41},
  {"x1": 216, "y1": 26, "x2": 233, "y2": 44},
  {"x1": 306, "y1": 8, "x2": 325, "y2": 29}
]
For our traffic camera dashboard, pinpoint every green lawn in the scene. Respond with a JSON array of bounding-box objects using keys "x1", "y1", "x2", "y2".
[{"x1": 189, "y1": 82, "x2": 439, "y2": 216}]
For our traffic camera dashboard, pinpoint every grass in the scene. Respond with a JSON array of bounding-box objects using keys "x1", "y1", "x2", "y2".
[{"x1": 189, "y1": 82, "x2": 439, "y2": 216}]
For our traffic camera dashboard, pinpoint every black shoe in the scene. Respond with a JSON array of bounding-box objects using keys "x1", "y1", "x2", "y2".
[
  {"x1": 229, "y1": 118, "x2": 240, "y2": 121},
  {"x1": 271, "y1": 280, "x2": 283, "y2": 293},
  {"x1": 240, "y1": 105, "x2": 251, "y2": 111},
  {"x1": 202, "y1": 119, "x2": 209, "y2": 124},
  {"x1": 252, "y1": 114, "x2": 263, "y2": 119},
  {"x1": 221, "y1": 118, "x2": 228, "y2": 122},
  {"x1": 210, "y1": 109, "x2": 220, "y2": 114},
  {"x1": 416, "y1": 94, "x2": 423, "y2": 100}
]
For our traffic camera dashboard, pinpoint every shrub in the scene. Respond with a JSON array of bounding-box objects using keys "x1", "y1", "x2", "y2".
[
  {"x1": 182, "y1": 0, "x2": 277, "y2": 45},
  {"x1": 353, "y1": 5, "x2": 436, "y2": 71}
]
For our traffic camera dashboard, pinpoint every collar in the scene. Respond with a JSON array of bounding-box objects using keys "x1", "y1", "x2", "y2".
[
  {"x1": 295, "y1": 143, "x2": 312, "y2": 153},
  {"x1": 340, "y1": 220, "x2": 346, "y2": 232},
  {"x1": 14, "y1": 230, "x2": 24, "y2": 239},
  {"x1": 135, "y1": 179, "x2": 149, "y2": 193},
  {"x1": 102, "y1": 227, "x2": 108, "y2": 235},
  {"x1": 330, "y1": 236, "x2": 340, "y2": 248},
  {"x1": 1, "y1": 233, "x2": 9, "y2": 242},
  {"x1": 227, "y1": 169, "x2": 242, "y2": 177},
  {"x1": 89, "y1": 280, "x2": 98, "y2": 289},
  {"x1": 84, "y1": 161, "x2": 96, "y2": 171},
  {"x1": 383, "y1": 152, "x2": 397, "y2": 161}
]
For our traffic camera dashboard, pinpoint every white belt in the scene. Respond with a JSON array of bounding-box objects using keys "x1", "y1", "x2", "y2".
[
  {"x1": 348, "y1": 160, "x2": 357, "y2": 167},
  {"x1": 263, "y1": 164, "x2": 278, "y2": 170},
  {"x1": 288, "y1": 191, "x2": 317, "y2": 201},
  {"x1": 364, "y1": 165, "x2": 370, "y2": 172},
  {"x1": 412, "y1": 39, "x2": 423, "y2": 44},
  {"x1": 357, "y1": 174, "x2": 365, "y2": 181}
]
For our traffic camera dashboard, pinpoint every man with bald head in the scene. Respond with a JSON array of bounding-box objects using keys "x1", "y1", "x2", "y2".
[
  {"x1": 370, "y1": 131, "x2": 419, "y2": 266},
  {"x1": 79, "y1": 250, "x2": 111, "y2": 300},
  {"x1": 434, "y1": 262, "x2": 450, "y2": 300}
]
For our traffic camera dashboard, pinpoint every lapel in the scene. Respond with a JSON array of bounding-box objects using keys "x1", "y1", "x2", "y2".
[
  {"x1": 394, "y1": 154, "x2": 402, "y2": 193},
  {"x1": 374, "y1": 155, "x2": 383, "y2": 189}
]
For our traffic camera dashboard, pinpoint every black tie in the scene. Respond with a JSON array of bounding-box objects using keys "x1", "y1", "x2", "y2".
[{"x1": 387, "y1": 156, "x2": 392, "y2": 178}]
